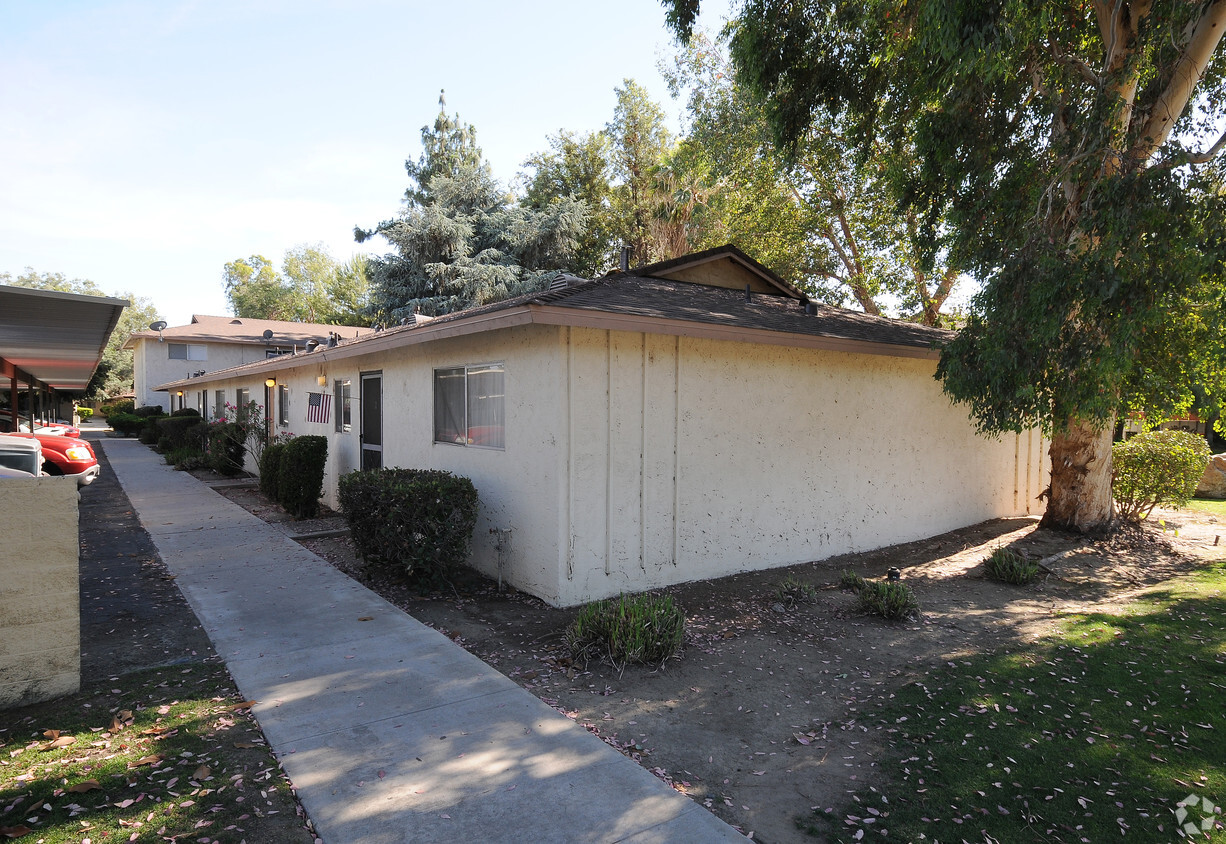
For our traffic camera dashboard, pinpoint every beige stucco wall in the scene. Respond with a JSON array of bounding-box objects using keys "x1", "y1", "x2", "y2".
[
  {"x1": 556, "y1": 327, "x2": 1047, "y2": 605},
  {"x1": 134, "y1": 338, "x2": 283, "y2": 412},
  {"x1": 0, "y1": 477, "x2": 80, "y2": 708},
  {"x1": 172, "y1": 322, "x2": 1046, "y2": 607}
]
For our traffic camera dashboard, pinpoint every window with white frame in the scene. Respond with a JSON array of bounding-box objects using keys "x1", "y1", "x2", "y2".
[
  {"x1": 214, "y1": 390, "x2": 225, "y2": 420},
  {"x1": 168, "y1": 343, "x2": 207, "y2": 360},
  {"x1": 235, "y1": 387, "x2": 250, "y2": 421},
  {"x1": 334, "y1": 379, "x2": 351, "y2": 433},
  {"x1": 433, "y1": 363, "x2": 504, "y2": 449},
  {"x1": 277, "y1": 384, "x2": 290, "y2": 426}
]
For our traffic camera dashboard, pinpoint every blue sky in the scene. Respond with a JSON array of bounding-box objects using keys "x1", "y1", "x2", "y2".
[{"x1": 0, "y1": 0, "x2": 731, "y2": 325}]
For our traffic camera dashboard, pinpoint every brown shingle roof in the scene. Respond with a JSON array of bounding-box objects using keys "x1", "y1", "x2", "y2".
[{"x1": 126, "y1": 315, "x2": 373, "y2": 348}]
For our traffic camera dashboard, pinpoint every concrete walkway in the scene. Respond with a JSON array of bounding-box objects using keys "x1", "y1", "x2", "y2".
[{"x1": 99, "y1": 437, "x2": 743, "y2": 844}]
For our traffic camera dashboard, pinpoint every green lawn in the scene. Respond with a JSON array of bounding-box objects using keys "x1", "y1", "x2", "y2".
[
  {"x1": 800, "y1": 558, "x2": 1226, "y2": 842},
  {"x1": 1183, "y1": 497, "x2": 1226, "y2": 518},
  {"x1": 0, "y1": 663, "x2": 313, "y2": 843}
]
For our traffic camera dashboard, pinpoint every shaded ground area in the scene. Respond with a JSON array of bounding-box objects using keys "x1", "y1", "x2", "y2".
[
  {"x1": 205, "y1": 471, "x2": 1226, "y2": 844},
  {"x1": 79, "y1": 433, "x2": 214, "y2": 681}
]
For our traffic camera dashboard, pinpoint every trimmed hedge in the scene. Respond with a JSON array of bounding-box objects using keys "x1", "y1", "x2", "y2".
[
  {"x1": 338, "y1": 468, "x2": 478, "y2": 582},
  {"x1": 170, "y1": 407, "x2": 201, "y2": 418},
  {"x1": 134, "y1": 405, "x2": 166, "y2": 418},
  {"x1": 107, "y1": 412, "x2": 145, "y2": 437},
  {"x1": 100, "y1": 399, "x2": 134, "y2": 417},
  {"x1": 77, "y1": 407, "x2": 94, "y2": 420},
  {"x1": 1113, "y1": 429, "x2": 1211, "y2": 521},
  {"x1": 276, "y1": 436, "x2": 328, "y2": 519},
  {"x1": 259, "y1": 442, "x2": 286, "y2": 502},
  {"x1": 156, "y1": 415, "x2": 206, "y2": 452}
]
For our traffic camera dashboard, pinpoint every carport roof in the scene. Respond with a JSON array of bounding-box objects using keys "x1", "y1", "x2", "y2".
[{"x1": 0, "y1": 284, "x2": 128, "y2": 391}]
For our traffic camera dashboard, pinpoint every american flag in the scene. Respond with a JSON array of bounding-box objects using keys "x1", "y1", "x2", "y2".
[{"x1": 306, "y1": 391, "x2": 330, "y2": 424}]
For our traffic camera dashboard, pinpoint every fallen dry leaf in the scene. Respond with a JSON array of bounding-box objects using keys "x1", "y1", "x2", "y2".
[
  {"x1": 193, "y1": 765, "x2": 211, "y2": 781},
  {"x1": 0, "y1": 825, "x2": 33, "y2": 839},
  {"x1": 231, "y1": 700, "x2": 257, "y2": 712},
  {"x1": 68, "y1": 780, "x2": 101, "y2": 793},
  {"x1": 358, "y1": 616, "x2": 374, "y2": 621},
  {"x1": 127, "y1": 754, "x2": 163, "y2": 768},
  {"x1": 108, "y1": 716, "x2": 124, "y2": 733},
  {"x1": 42, "y1": 729, "x2": 61, "y2": 740},
  {"x1": 40, "y1": 735, "x2": 76, "y2": 751},
  {"x1": 233, "y1": 742, "x2": 258, "y2": 749}
]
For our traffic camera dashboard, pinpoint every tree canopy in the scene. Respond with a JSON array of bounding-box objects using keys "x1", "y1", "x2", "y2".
[
  {"x1": 223, "y1": 246, "x2": 370, "y2": 326},
  {"x1": 360, "y1": 97, "x2": 587, "y2": 320},
  {"x1": 665, "y1": 0, "x2": 1226, "y2": 531}
]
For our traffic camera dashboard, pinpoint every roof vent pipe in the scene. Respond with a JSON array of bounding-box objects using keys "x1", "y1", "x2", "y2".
[
  {"x1": 619, "y1": 246, "x2": 631, "y2": 272},
  {"x1": 745, "y1": 284, "x2": 752, "y2": 301},
  {"x1": 805, "y1": 302, "x2": 817, "y2": 315}
]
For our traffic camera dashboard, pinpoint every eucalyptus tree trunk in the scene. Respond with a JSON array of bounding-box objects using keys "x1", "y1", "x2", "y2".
[{"x1": 1040, "y1": 418, "x2": 1116, "y2": 532}]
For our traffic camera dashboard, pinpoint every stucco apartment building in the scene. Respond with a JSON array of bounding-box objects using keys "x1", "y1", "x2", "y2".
[
  {"x1": 127, "y1": 315, "x2": 372, "y2": 414},
  {"x1": 156, "y1": 246, "x2": 1048, "y2": 607}
]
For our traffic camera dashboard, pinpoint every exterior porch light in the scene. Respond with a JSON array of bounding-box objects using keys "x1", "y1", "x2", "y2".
[
  {"x1": 265, "y1": 378, "x2": 276, "y2": 388},
  {"x1": 316, "y1": 375, "x2": 327, "y2": 386}
]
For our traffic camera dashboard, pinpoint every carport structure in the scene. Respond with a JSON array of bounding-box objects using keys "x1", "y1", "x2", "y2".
[{"x1": 0, "y1": 284, "x2": 128, "y2": 429}]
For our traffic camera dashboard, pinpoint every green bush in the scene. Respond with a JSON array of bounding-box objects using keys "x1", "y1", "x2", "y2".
[
  {"x1": 338, "y1": 468, "x2": 479, "y2": 583},
  {"x1": 774, "y1": 575, "x2": 818, "y2": 608},
  {"x1": 134, "y1": 405, "x2": 166, "y2": 418},
  {"x1": 138, "y1": 424, "x2": 160, "y2": 445},
  {"x1": 1113, "y1": 429, "x2": 1211, "y2": 521},
  {"x1": 208, "y1": 422, "x2": 247, "y2": 476},
  {"x1": 100, "y1": 399, "x2": 134, "y2": 417},
  {"x1": 165, "y1": 446, "x2": 210, "y2": 471},
  {"x1": 170, "y1": 407, "x2": 201, "y2": 418},
  {"x1": 258, "y1": 442, "x2": 286, "y2": 502},
  {"x1": 839, "y1": 569, "x2": 868, "y2": 591},
  {"x1": 77, "y1": 407, "x2": 94, "y2": 420},
  {"x1": 107, "y1": 412, "x2": 145, "y2": 437},
  {"x1": 983, "y1": 547, "x2": 1040, "y2": 585},
  {"x1": 856, "y1": 581, "x2": 919, "y2": 620},
  {"x1": 156, "y1": 415, "x2": 206, "y2": 452},
  {"x1": 276, "y1": 436, "x2": 328, "y2": 519},
  {"x1": 564, "y1": 593, "x2": 685, "y2": 668}
]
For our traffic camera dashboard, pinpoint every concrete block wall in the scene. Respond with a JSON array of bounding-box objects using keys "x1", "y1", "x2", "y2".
[{"x1": 0, "y1": 477, "x2": 81, "y2": 708}]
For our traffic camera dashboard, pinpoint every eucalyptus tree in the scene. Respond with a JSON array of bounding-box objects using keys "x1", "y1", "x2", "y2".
[
  {"x1": 665, "y1": 0, "x2": 1226, "y2": 532},
  {"x1": 662, "y1": 32, "x2": 960, "y2": 323}
]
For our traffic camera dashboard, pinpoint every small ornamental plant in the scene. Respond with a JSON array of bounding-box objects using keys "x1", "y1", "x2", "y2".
[
  {"x1": 565, "y1": 593, "x2": 685, "y2": 669},
  {"x1": 983, "y1": 547, "x2": 1041, "y2": 585},
  {"x1": 774, "y1": 575, "x2": 818, "y2": 608},
  {"x1": 1112, "y1": 429, "x2": 1211, "y2": 521},
  {"x1": 856, "y1": 580, "x2": 920, "y2": 620},
  {"x1": 839, "y1": 569, "x2": 868, "y2": 591}
]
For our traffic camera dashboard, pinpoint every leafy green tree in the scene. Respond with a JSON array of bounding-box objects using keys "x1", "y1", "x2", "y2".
[
  {"x1": 3, "y1": 269, "x2": 161, "y2": 399},
  {"x1": 521, "y1": 130, "x2": 617, "y2": 277},
  {"x1": 606, "y1": 79, "x2": 677, "y2": 265},
  {"x1": 360, "y1": 97, "x2": 587, "y2": 319},
  {"x1": 223, "y1": 247, "x2": 370, "y2": 324},
  {"x1": 665, "y1": 0, "x2": 1226, "y2": 531},
  {"x1": 661, "y1": 32, "x2": 960, "y2": 324},
  {"x1": 223, "y1": 255, "x2": 289, "y2": 320}
]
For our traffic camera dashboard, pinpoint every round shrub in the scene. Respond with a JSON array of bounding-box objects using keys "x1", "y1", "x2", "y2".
[
  {"x1": 134, "y1": 405, "x2": 166, "y2": 418},
  {"x1": 564, "y1": 593, "x2": 685, "y2": 668},
  {"x1": 107, "y1": 412, "x2": 144, "y2": 437},
  {"x1": 276, "y1": 436, "x2": 328, "y2": 519},
  {"x1": 338, "y1": 468, "x2": 478, "y2": 583},
  {"x1": 77, "y1": 407, "x2": 94, "y2": 420},
  {"x1": 171, "y1": 407, "x2": 201, "y2": 418},
  {"x1": 258, "y1": 442, "x2": 286, "y2": 502},
  {"x1": 1112, "y1": 429, "x2": 1211, "y2": 521}
]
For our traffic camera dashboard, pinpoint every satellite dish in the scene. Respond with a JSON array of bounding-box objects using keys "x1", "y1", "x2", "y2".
[
  {"x1": 149, "y1": 320, "x2": 168, "y2": 331},
  {"x1": 262, "y1": 329, "x2": 274, "y2": 341}
]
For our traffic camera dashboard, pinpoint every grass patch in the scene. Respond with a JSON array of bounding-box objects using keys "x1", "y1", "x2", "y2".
[
  {"x1": 804, "y1": 559, "x2": 1226, "y2": 842},
  {"x1": 839, "y1": 570, "x2": 868, "y2": 591},
  {"x1": 1184, "y1": 497, "x2": 1226, "y2": 518},
  {"x1": 564, "y1": 593, "x2": 685, "y2": 669},
  {"x1": 0, "y1": 663, "x2": 313, "y2": 843},
  {"x1": 983, "y1": 546, "x2": 1041, "y2": 585}
]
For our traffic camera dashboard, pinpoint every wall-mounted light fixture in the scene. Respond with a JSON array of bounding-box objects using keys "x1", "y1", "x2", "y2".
[
  {"x1": 265, "y1": 378, "x2": 276, "y2": 388},
  {"x1": 176, "y1": 391, "x2": 183, "y2": 397},
  {"x1": 316, "y1": 375, "x2": 327, "y2": 387}
]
